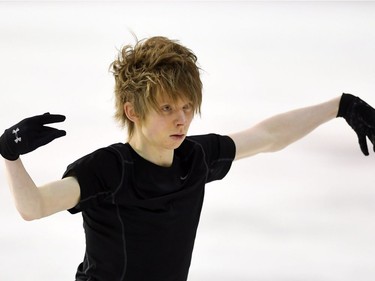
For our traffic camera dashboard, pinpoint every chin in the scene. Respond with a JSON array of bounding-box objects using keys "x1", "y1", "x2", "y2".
[{"x1": 167, "y1": 137, "x2": 186, "y2": 150}]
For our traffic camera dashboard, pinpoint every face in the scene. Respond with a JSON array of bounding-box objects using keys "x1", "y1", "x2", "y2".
[{"x1": 135, "y1": 94, "x2": 195, "y2": 153}]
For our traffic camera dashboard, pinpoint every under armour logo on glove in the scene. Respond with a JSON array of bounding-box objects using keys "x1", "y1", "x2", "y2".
[
  {"x1": 0, "y1": 113, "x2": 66, "y2": 161},
  {"x1": 13, "y1": 128, "x2": 22, "y2": 143}
]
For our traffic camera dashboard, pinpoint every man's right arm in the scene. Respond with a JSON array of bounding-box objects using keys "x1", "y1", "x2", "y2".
[
  {"x1": 5, "y1": 158, "x2": 80, "y2": 220},
  {"x1": 1, "y1": 113, "x2": 80, "y2": 220}
]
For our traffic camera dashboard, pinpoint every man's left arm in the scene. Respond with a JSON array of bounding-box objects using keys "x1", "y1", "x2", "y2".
[{"x1": 229, "y1": 94, "x2": 375, "y2": 160}]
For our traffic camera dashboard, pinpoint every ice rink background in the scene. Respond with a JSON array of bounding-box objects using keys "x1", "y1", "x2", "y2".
[{"x1": 0, "y1": 1, "x2": 375, "y2": 280}]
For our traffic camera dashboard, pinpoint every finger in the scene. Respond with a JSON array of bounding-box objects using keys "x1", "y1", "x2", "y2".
[
  {"x1": 370, "y1": 133, "x2": 375, "y2": 153},
  {"x1": 357, "y1": 133, "x2": 369, "y2": 156},
  {"x1": 48, "y1": 129, "x2": 66, "y2": 139},
  {"x1": 363, "y1": 129, "x2": 375, "y2": 154},
  {"x1": 36, "y1": 113, "x2": 66, "y2": 125},
  {"x1": 40, "y1": 126, "x2": 66, "y2": 138},
  {"x1": 34, "y1": 129, "x2": 66, "y2": 147}
]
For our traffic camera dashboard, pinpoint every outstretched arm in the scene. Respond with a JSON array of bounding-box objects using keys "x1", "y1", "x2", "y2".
[
  {"x1": 230, "y1": 94, "x2": 375, "y2": 160},
  {"x1": 229, "y1": 96, "x2": 340, "y2": 160},
  {"x1": 1, "y1": 113, "x2": 80, "y2": 220}
]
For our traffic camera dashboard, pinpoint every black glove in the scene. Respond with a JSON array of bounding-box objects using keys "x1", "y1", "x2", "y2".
[
  {"x1": 0, "y1": 113, "x2": 66, "y2": 161},
  {"x1": 337, "y1": 93, "x2": 375, "y2": 156}
]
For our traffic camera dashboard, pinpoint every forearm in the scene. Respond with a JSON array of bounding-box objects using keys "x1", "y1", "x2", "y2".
[
  {"x1": 4, "y1": 158, "x2": 43, "y2": 220},
  {"x1": 261, "y1": 96, "x2": 340, "y2": 152}
]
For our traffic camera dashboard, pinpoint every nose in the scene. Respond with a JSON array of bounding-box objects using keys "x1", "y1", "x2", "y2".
[{"x1": 175, "y1": 109, "x2": 187, "y2": 126}]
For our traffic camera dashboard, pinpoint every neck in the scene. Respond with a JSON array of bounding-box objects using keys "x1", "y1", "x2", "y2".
[{"x1": 128, "y1": 138, "x2": 174, "y2": 167}]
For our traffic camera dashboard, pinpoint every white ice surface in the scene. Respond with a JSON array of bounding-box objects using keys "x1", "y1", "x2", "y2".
[{"x1": 0, "y1": 2, "x2": 375, "y2": 280}]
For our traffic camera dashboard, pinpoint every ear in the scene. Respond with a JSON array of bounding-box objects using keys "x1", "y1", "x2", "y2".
[{"x1": 124, "y1": 102, "x2": 139, "y2": 123}]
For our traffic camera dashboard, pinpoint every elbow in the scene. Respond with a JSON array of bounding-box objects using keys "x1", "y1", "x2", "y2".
[
  {"x1": 20, "y1": 213, "x2": 36, "y2": 221},
  {"x1": 267, "y1": 142, "x2": 289, "y2": 153},
  {"x1": 17, "y1": 207, "x2": 43, "y2": 221},
  {"x1": 258, "y1": 133, "x2": 286, "y2": 154},
  {"x1": 19, "y1": 211, "x2": 40, "y2": 221},
  {"x1": 265, "y1": 132, "x2": 299, "y2": 153}
]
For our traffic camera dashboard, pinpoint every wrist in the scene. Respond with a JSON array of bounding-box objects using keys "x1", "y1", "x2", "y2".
[
  {"x1": 337, "y1": 93, "x2": 357, "y2": 118},
  {"x1": 0, "y1": 131, "x2": 20, "y2": 161}
]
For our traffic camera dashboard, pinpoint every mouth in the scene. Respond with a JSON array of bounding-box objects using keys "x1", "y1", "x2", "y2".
[{"x1": 170, "y1": 134, "x2": 185, "y2": 140}]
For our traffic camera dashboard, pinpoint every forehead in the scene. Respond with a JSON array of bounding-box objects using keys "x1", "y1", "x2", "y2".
[{"x1": 155, "y1": 90, "x2": 191, "y2": 104}]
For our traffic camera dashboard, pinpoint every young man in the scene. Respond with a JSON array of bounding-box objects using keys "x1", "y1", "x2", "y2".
[{"x1": 1, "y1": 36, "x2": 375, "y2": 281}]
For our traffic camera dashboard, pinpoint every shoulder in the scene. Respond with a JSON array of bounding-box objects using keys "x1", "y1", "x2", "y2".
[
  {"x1": 64, "y1": 143, "x2": 129, "y2": 178},
  {"x1": 182, "y1": 134, "x2": 235, "y2": 183},
  {"x1": 181, "y1": 134, "x2": 236, "y2": 163},
  {"x1": 62, "y1": 143, "x2": 130, "y2": 211},
  {"x1": 185, "y1": 134, "x2": 235, "y2": 153}
]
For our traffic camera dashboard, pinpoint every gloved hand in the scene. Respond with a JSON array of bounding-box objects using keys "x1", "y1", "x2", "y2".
[
  {"x1": 337, "y1": 93, "x2": 375, "y2": 156},
  {"x1": 0, "y1": 113, "x2": 66, "y2": 161}
]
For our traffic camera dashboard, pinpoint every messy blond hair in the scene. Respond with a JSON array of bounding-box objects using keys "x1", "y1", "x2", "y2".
[{"x1": 110, "y1": 36, "x2": 203, "y2": 138}]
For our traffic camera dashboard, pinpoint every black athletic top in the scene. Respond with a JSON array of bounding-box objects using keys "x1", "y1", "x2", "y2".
[{"x1": 63, "y1": 134, "x2": 236, "y2": 281}]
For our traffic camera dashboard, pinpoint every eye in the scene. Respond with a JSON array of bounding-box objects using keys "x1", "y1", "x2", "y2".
[
  {"x1": 161, "y1": 105, "x2": 172, "y2": 112},
  {"x1": 183, "y1": 103, "x2": 193, "y2": 112}
]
